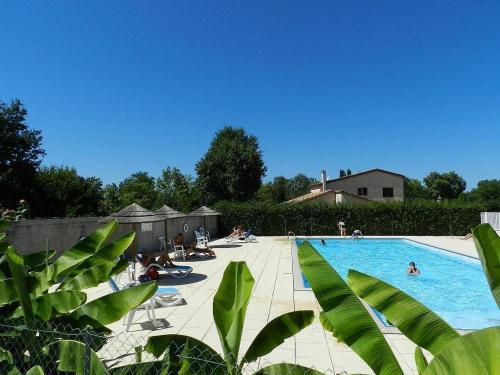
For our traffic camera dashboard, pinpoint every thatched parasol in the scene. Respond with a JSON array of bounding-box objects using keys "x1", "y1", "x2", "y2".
[
  {"x1": 189, "y1": 206, "x2": 221, "y2": 233},
  {"x1": 101, "y1": 203, "x2": 166, "y2": 261},
  {"x1": 156, "y1": 205, "x2": 186, "y2": 219}
]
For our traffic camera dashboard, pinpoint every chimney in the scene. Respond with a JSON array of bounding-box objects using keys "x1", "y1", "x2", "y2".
[{"x1": 321, "y1": 170, "x2": 327, "y2": 191}]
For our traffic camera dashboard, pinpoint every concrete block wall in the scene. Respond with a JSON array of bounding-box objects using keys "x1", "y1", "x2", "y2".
[{"x1": 5, "y1": 215, "x2": 219, "y2": 257}]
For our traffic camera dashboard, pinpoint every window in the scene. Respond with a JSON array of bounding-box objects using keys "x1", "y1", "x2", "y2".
[
  {"x1": 357, "y1": 187, "x2": 368, "y2": 196},
  {"x1": 383, "y1": 187, "x2": 394, "y2": 198}
]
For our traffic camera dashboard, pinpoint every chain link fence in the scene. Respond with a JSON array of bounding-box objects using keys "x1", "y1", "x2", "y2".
[{"x1": 0, "y1": 319, "x2": 338, "y2": 374}]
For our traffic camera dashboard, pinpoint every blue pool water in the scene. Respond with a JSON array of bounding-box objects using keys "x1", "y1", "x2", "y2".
[{"x1": 298, "y1": 239, "x2": 500, "y2": 330}]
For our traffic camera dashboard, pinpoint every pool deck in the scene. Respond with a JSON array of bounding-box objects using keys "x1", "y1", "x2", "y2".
[{"x1": 89, "y1": 236, "x2": 477, "y2": 374}]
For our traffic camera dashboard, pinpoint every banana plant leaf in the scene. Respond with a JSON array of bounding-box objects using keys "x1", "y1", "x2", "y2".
[
  {"x1": 415, "y1": 347, "x2": 428, "y2": 375},
  {"x1": 0, "y1": 347, "x2": 13, "y2": 364},
  {"x1": 6, "y1": 247, "x2": 34, "y2": 324},
  {"x1": 347, "y1": 270, "x2": 459, "y2": 355},
  {"x1": 73, "y1": 232, "x2": 135, "y2": 271},
  {"x1": 213, "y1": 261, "x2": 254, "y2": 371},
  {"x1": 43, "y1": 340, "x2": 108, "y2": 375},
  {"x1": 53, "y1": 220, "x2": 118, "y2": 276},
  {"x1": 472, "y1": 224, "x2": 500, "y2": 308},
  {"x1": 12, "y1": 291, "x2": 87, "y2": 321},
  {"x1": 69, "y1": 281, "x2": 156, "y2": 327},
  {"x1": 34, "y1": 221, "x2": 119, "y2": 294},
  {"x1": 241, "y1": 310, "x2": 314, "y2": 366},
  {"x1": 0, "y1": 278, "x2": 18, "y2": 306},
  {"x1": 32, "y1": 291, "x2": 87, "y2": 320},
  {"x1": 58, "y1": 261, "x2": 121, "y2": 291},
  {"x1": 298, "y1": 241, "x2": 403, "y2": 375},
  {"x1": 254, "y1": 363, "x2": 325, "y2": 374},
  {"x1": 109, "y1": 361, "x2": 168, "y2": 375},
  {"x1": 145, "y1": 334, "x2": 226, "y2": 374},
  {"x1": 422, "y1": 326, "x2": 500, "y2": 375},
  {"x1": 23, "y1": 250, "x2": 56, "y2": 269},
  {"x1": 26, "y1": 366, "x2": 44, "y2": 375}
]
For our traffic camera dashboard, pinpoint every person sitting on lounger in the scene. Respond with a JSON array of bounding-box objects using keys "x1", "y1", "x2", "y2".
[
  {"x1": 174, "y1": 233, "x2": 190, "y2": 248},
  {"x1": 407, "y1": 261, "x2": 421, "y2": 275},
  {"x1": 228, "y1": 225, "x2": 245, "y2": 239},
  {"x1": 351, "y1": 229, "x2": 363, "y2": 241},
  {"x1": 186, "y1": 241, "x2": 216, "y2": 258}
]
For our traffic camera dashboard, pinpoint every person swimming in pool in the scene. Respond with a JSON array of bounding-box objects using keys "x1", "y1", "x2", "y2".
[
  {"x1": 407, "y1": 261, "x2": 421, "y2": 275},
  {"x1": 320, "y1": 239, "x2": 326, "y2": 245}
]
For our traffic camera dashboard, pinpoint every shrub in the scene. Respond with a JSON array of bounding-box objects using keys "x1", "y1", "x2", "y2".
[{"x1": 214, "y1": 200, "x2": 484, "y2": 236}]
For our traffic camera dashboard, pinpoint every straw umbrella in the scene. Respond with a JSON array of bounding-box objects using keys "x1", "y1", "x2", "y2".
[
  {"x1": 156, "y1": 205, "x2": 187, "y2": 242},
  {"x1": 189, "y1": 206, "x2": 221, "y2": 235},
  {"x1": 101, "y1": 203, "x2": 166, "y2": 261}
]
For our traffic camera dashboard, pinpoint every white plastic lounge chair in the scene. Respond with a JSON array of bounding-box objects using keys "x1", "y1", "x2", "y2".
[
  {"x1": 108, "y1": 278, "x2": 183, "y2": 331},
  {"x1": 198, "y1": 227, "x2": 210, "y2": 241},
  {"x1": 243, "y1": 229, "x2": 257, "y2": 242},
  {"x1": 194, "y1": 230, "x2": 209, "y2": 247},
  {"x1": 168, "y1": 239, "x2": 187, "y2": 260},
  {"x1": 135, "y1": 254, "x2": 193, "y2": 278}
]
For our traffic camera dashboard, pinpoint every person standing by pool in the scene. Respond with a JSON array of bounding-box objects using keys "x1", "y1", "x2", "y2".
[
  {"x1": 338, "y1": 221, "x2": 346, "y2": 237},
  {"x1": 407, "y1": 262, "x2": 421, "y2": 275}
]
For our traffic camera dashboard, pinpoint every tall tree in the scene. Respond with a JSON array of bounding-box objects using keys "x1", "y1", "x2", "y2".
[
  {"x1": 0, "y1": 99, "x2": 45, "y2": 209},
  {"x1": 423, "y1": 171, "x2": 467, "y2": 200},
  {"x1": 31, "y1": 166, "x2": 103, "y2": 217},
  {"x1": 156, "y1": 166, "x2": 200, "y2": 212},
  {"x1": 196, "y1": 126, "x2": 266, "y2": 203},
  {"x1": 286, "y1": 173, "x2": 317, "y2": 199},
  {"x1": 118, "y1": 171, "x2": 157, "y2": 209},
  {"x1": 101, "y1": 183, "x2": 122, "y2": 214},
  {"x1": 404, "y1": 178, "x2": 432, "y2": 200},
  {"x1": 465, "y1": 179, "x2": 500, "y2": 210}
]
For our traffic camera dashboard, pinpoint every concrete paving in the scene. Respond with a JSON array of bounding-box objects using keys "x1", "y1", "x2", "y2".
[{"x1": 87, "y1": 236, "x2": 478, "y2": 374}]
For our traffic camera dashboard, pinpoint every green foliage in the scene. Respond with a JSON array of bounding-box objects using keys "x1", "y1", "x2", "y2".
[
  {"x1": 347, "y1": 270, "x2": 459, "y2": 355},
  {"x1": 196, "y1": 126, "x2": 267, "y2": 203},
  {"x1": 257, "y1": 174, "x2": 317, "y2": 203},
  {"x1": 472, "y1": 224, "x2": 500, "y2": 308},
  {"x1": 415, "y1": 347, "x2": 428, "y2": 375},
  {"x1": 0, "y1": 221, "x2": 158, "y2": 373},
  {"x1": 298, "y1": 241, "x2": 403, "y2": 375},
  {"x1": 404, "y1": 178, "x2": 432, "y2": 200},
  {"x1": 43, "y1": 340, "x2": 108, "y2": 375},
  {"x1": 118, "y1": 171, "x2": 157, "y2": 209},
  {"x1": 214, "y1": 200, "x2": 482, "y2": 236},
  {"x1": 465, "y1": 179, "x2": 500, "y2": 211},
  {"x1": 101, "y1": 183, "x2": 122, "y2": 215},
  {"x1": 0, "y1": 99, "x2": 45, "y2": 210},
  {"x1": 421, "y1": 327, "x2": 500, "y2": 375},
  {"x1": 423, "y1": 171, "x2": 466, "y2": 200},
  {"x1": 31, "y1": 165, "x2": 104, "y2": 217},
  {"x1": 156, "y1": 166, "x2": 200, "y2": 212}
]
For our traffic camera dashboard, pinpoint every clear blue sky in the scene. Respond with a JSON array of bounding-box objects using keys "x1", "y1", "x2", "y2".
[{"x1": 2, "y1": 1, "x2": 499, "y2": 189}]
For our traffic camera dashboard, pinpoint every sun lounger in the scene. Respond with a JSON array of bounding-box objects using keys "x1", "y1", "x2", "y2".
[
  {"x1": 135, "y1": 254, "x2": 193, "y2": 278},
  {"x1": 108, "y1": 278, "x2": 184, "y2": 331}
]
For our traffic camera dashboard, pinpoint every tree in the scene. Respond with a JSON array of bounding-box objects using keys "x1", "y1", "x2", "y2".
[
  {"x1": 465, "y1": 179, "x2": 500, "y2": 210},
  {"x1": 196, "y1": 126, "x2": 266, "y2": 203},
  {"x1": 30, "y1": 165, "x2": 104, "y2": 217},
  {"x1": 257, "y1": 176, "x2": 288, "y2": 203},
  {"x1": 156, "y1": 166, "x2": 200, "y2": 212},
  {"x1": 118, "y1": 171, "x2": 157, "y2": 209},
  {"x1": 423, "y1": 171, "x2": 466, "y2": 200},
  {"x1": 0, "y1": 99, "x2": 45, "y2": 209},
  {"x1": 101, "y1": 183, "x2": 122, "y2": 214},
  {"x1": 286, "y1": 173, "x2": 316, "y2": 199},
  {"x1": 404, "y1": 178, "x2": 432, "y2": 200}
]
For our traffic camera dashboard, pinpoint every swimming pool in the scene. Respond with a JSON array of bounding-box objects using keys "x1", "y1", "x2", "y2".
[{"x1": 297, "y1": 239, "x2": 500, "y2": 330}]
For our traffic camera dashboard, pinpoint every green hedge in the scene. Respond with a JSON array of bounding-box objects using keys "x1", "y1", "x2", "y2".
[{"x1": 214, "y1": 200, "x2": 484, "y2": 236}]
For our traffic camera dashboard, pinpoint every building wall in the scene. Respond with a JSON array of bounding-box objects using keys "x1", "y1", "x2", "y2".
[
  {"x1": 5, "y1": 215, "x2": 219, "y2": 257},
  {"x1": 326, "y1": 171, "x2": 404, "y2": 202},
  {"x1": 335, "y1": 192, "x2": 370, "y2": 204}
]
